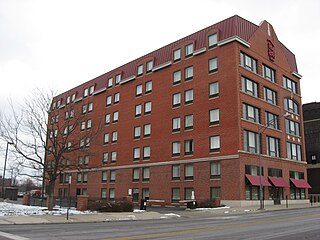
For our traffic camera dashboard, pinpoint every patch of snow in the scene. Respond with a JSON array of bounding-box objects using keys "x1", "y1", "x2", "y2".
[
  {"x1": 160, "y1": 213, "x2": 181, "y2": 219},
  {"x1": 133, "y1": 209, "x2": 145, "y2": 213},
  {"x1": 244, "y1": 209, "x2": 251, "y2": 212},
  {"x1": 224, "y1": 211, "x2": 229, "y2": 214},
  {"x1": 195, "y1": 206, "x2": 231, "y2": 211}
]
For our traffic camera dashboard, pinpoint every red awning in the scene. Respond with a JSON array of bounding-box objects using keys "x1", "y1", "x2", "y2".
[
  {"x1": 268, "y1": 177, "x2": 290, "y2": 187},
  {"x1": 246, "y1": 174, "x2": 271, "y2": 187},
  {"x1": 290, "y1": 179, "x2": 311, "y2": 189}
]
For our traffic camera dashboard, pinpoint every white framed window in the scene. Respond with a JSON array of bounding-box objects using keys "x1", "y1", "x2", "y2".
[
  {"x1": 285, "y1": 119, "x2": 300, "y2": 136},
  {"x1": 89, "y1": 85, "x2": 95, "y2": 95},
  {"x1": 146, "y1": 60, "x2": 153, "y2": 73},
  {"x1": 244, "y1": 130, "x2": 259, "y2": 154},
  {"x1": 114, "y1": 92, "x2": 120, "y2": 104},
  {"x1": 113, "y1": 111, "x2": 119, "y2": 123},
  {"x1": 173, "y1": 93, "x2": 181, "y2": 107},
  {"x1": 209, "y1": 82, "x2": 219, "y2": 98},
  {"x1": 283, "y1": 76, "x2": 298, "y2": 94},
  {"x1": 264, "y1": 87, "x2": 277, "y2": 105},
  {"x1": 173, "y1": 49, "x2": 181, "y2": 62},
  {"x1": 136, "y1": 84, "x2": 143, "y2": 96},
  {"x1": 143, "y1": 146, "x2": 151, "y2": 159},
  {"x1": 208, "y1": 33, "x2": 218, "y2": 48},
  {"x1": 106, "y1": 95, "x2": 112, "y2": 106},
  {"x1": 82, "y1": 105, "x2": 87, "y2": 114},
  {"x1": 243, "y1": 103, "x2": 260, "y2": 123},
  {"x1": 144, "y1": 101, "x2": 151, "y2": 114},
  {"x1": 105, "y1": 113, "x2": 110, "y2": 125},
  {"x1": 145, "y1": 81, "x2": 152, "y2": 93},
  {"x1": 111, "y1": 152, "x2": 117, "y2": 162},
  {"x1": 263, "y1": 64, "x2": 275, "y2": 82},
  {"x1": 135, "y1": 104, "x2": 142, "y2": 117},
  {"x1": 185, "y1": 43, "x2": 193, "y2": 57},
  {"x1": 71, "y1": 93, "x2": 76, "y2": 102},
  {"x1": 137, "y1": 64, "x2": 144, "y2": 76},
  {"x1": 287, "y1": 142, "x2": 302, "y2": 161},
  {"x1": 209, "y1": 58, "x2": 218, "y2": 73},
  {"x1": 115, "y1": 74, "x2": 121, "y2": 85},
  {"x1": 240, "y1": 52, "x2": 257, "y2": 73},
  {"x1": 133, "y1": 148, "x2": 140, "y2": 160},
  {"x1": 284, "y1": 98, "x2": 299, "y2": 114},
  {"x1": 108, "y1": 77, "x2": 113, "y2": 88},
  {"x1": 81, "y1": 121, "x2": 86, "y2": 131},
  {"x1": 83, "y1": 88, "x2": 88, "y2": 97},
  {"x1": 172, "y1": 117, "x2": 181, "y2": 132},
  {"x1": 173, "y1": 70, "x2": 181, "y2": 85},
  {"x1": 66, "y1": 96, "x2": 70, "y2": 105},
  {"x1": 144, "y1": 124, "x2": 151, "y2": 137},
  {"x1": 172, "y1": 141, "x2": 180, "y2": 156},
  {"x1": 185, "y1": 114, "x2": 193, "y2": 130},
  {"x1": 266, "y1": 136, "x2": 280, "y2": 157},
  {"x1": 209, "y1": 109, "x2": 219, "y2": 125},
  {"x1": 87, "y1": 119, "x2": 92, "y2": 129},
  {"x1": 112, "y1": 131, "x2": 118, "y2": 143},
  {"x1": 210, "y1": 136, "x2": 220, "y2": 152},
  {"x1": 134, "y1": 126, "x2": 141, "y2": 139},
  {"x1": 185, "y1": 66, "x2": 193, "y2": 81},
  {"x1": 184, "y1": 89, "x2": 193, "y2": 104},
  {"x1": 265, "y1": 112, "x2": 279, "y2": 130},
  {"x1": 104, "y1": 133, "x2": 109, "y2": 144},
  {"x1": 241, "y1": 77, "x2": 258, "y2": 97}
]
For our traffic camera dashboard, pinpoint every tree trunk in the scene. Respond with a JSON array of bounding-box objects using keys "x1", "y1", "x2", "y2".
[{"x1": 46, "y1": 180, "x2": 55, "y2": 211}]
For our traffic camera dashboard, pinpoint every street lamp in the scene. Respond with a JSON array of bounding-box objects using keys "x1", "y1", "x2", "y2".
[
  {"x1": 258, "y1": 112, "x2": 290, "y2": 210},
  {"x1": 2, "y1": 141, "x2": 13, "y2": 198}
]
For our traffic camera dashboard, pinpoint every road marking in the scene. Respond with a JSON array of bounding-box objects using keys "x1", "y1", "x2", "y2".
[
  {"x1": 110, "y1": 213, "x2": 320, "y2": 240},
  {"x1": 0, "y1": 231, "x2": 30, "y2": 240}
]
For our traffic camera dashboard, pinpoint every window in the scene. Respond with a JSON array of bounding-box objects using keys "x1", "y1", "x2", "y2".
[
  {"x1": 136, "y1": 84, "x2": 143, "y2": 96},
  {"x1": 184, "y1": 114, "x2": 193, "y2": 130},
  {"x1": 245, "y1": 165, "x2": 262, "y2": 176},
  {"x1": 109, "y1": 188, "x2": 115, "y2": 200},
  {"x1": 132, "y1": 188, "x2": 139, "y2": 202},
  {"x1": 115, "y1": 74, "x2": 121, "y2": 85},
  {"x1": 284, "y1": 98, "x2": 299, "y2": 114},
  {"x1": 209, "y1": 109, "x2": 219, "y2": 125},
  {"x1": 173, "y1": 70, "x2": 181, "y2": 85},
  {"x1": 184, "y1": 89, "x2": 193, "y2": 104},
  {"x1": 111, "y1": 151, "x2": 117, "y2": 162},
  {"x1": 66, "y1": 96, "x2": 70, "y2": 105},
  {"x1": 283, "y1": 76, "x2": 298, "y2": 94},
  {"x1": 87, "y1": 119, "x2": 92, "y2": 129},
  {"x1": 143, "y1": 124, "x2": 151, "y2": 137},
  {"x1": 135, "y1": 104, "x2": 142, "y2": 117},
  {"x1": 102, "y1": 171, "x2": 108, "y2": 183},
  {"x1": 244, "y1": 130, "x2": 260, "y2": 154},
  {"x1": 264, "y1": 87, "x2": 277, "y2": 105},
  {"x1": 133, "y1": 148, "x2": 140, "y2": 160},
  {"x1": 285, "y1": 119, "x2": 300, "y2": 136},
  {"x1": 85, "y1": 138, "x2": 90, "y2": 148},
  {"x1": 172, "y1": 188, "x2": 180, "y2": 202},
  {"x1": 241, "y1": 76, "x2": 258, "y2": 97},
  {"x1": 145, "y1": 81, "x2": 152, "y2": 93},
  {"x1": 184, "y1": 139, "x2": 194, "y2": 155},
  {"x1": 144, "y1": 102, "x2": 151, "y2": 114},
  {"x1": 143, "y1": 146, "x2": 150, "y2": 159},
  {"x1": 142, "y1": 168, "x2": 150, "y2": 181},
  {"x1": 77, "y1": 173, "x2": 82, "y2": 183},
  {"x1": 173, "y1": 49, "x2": 181, "y2": 62},
  {"x1": 242, "y1": 103, "x2": 260, "y2": 123},
  {"x1": 134, "y1": 126, "x2": 141, "y2": 139},
  {"x1": 103, "y1": 133, "x2": 109, "y2": 144},
  {"x1": 107, "y1": 78, "x2": 113, "y2": 88},
  {"x1": 184, "y1": 164, "x2": 194, "y2": 180},
  {"x1": 89, "y1": 85, "x2": 95, "y2": 95},
  {"x1": 103, "y1": 152, "x2": 108, "y2": 164},
  {"x1": 71, "y1": 93, "x2": 76, "y2": 102},
  {"x1": 185, "y1": 43, "x2": 193, "y2": 57},
  {"x1": 83, "y1": 172, "x2": 88, "y2": 183},
  {"x1": 210, "y1": 136, "x2": 220, "y2": 152},
  {"x1": 263, "y1": 64, "x2": 275, "y2": 82},
  {"x1": 208, "y1": 33, "x2": 217, "y2": 48},
  {"x1": 83, "y1": 88, "x2": 88, "y2": 98},
  {"x1": 173, "y1": 93, "x2": 181, "y2": 107},
  {"x1": 268, "y1": 168, "x2": 283, "y2": 177},
  {"x1": 105, "y1": 114, "x2": 110, "y2": 125},
  {"x1": 133, "y1": 168, "x2": 140, "y2": 182},
  {"x1": 106, "y1": 95, "x2": 112, "y2": 106},
  {"x1": 210, "y1": 162, "x2": 220, "y2": 178},
  {"x1": 113, "y1": 111, "x2": 119, "y2": 123},
  {"x1": 211, "y1": 187, "x2": 221, "y2": 200},
  {"x1": 287, "y1": 142, "x2": 302, "y2": 161},
  {"x1": 137, "y1": 64, "x2": 143, "y2": 76},
  {"x1": 81, "y1": 121, "x2": 86, "y2": 131},
  {"x1": 172, "y1": 117, "x2": 181, "y2": 132},
  {"x1": 265, "y1": 112, "x2": 279, "y2": 130},
  {"x1": 142, "y1": 188, "x2": 149, "y2": 200},
  {"x1": 110, "y1": 170, "x2": 116, "y2": 182},
  {"x1": 172, "y1": 141, "x2": 180, "y2": 156},
  {"x1": 84, "y1": 155, "x2": 89, "y2": 165},
  {"x1": 101, "y1": 188, "x2": 107, "y2": 199},
  {"x1": 209, "y1": 58, "x2": 218, "y2": 73},
  {"x1": 114, "y1": 93, "x2": 120, "y2": 104},
  {"x1": 172, "y1": 165, "x2": 180, "y2": 180},
  {"x1": 112, "y1": 131, "x2": 118, "y2": 143},
  {"x1": 88, "y1": 103, "x2": 93, "y2": 112},
  {"x1": 266, "y1": 136, "x2": 280, "y2": 157},
  {"x1": 185, "y1": 66, "x2": 193, "y2": 81},
  {"x1": 82, "y1": 105, "x2": 87, "y2": 114},
  {"x1": 209, "y1": 82, "x2": 219, "y2": 98},
  {"x1": 240, "y1": 52, "x2": 257, "y2": 73},
  {"x1": 146, "y1": 60, "x2": 153, "y2": 73}
]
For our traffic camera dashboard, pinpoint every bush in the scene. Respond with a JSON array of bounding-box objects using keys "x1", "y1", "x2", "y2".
[{"x1": 88, "y1": 199, "x2": 133, "y2": 212}]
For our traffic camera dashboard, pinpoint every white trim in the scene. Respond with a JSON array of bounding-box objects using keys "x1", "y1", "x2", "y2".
[
  {"x1": 292, "y1": 71, "x2": 302, "y2": 79},
  {"x1": 152, "y1": 61, "x2": 172, "y2": 72},
  {"x1": 74, "y1": 97, "x2": 83, "y2": 103},
  {"x1": 120, "y1": 75, "x2": 136, "y2": 85},
  {"x1": 218, "y1": 36, "x2": 250, "y2": 48},
  {"x1": 59, "y1": 104, "x2": 66, "y2": 109},
  {"x1": 93, "y1": 87, "x2": 106, "y2": 95},
  {"x1": 193, "y1": 47, "x2": 206, "y2": 56}
]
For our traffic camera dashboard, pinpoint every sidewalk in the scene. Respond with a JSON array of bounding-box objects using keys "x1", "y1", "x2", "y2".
[{"x1": 0, "y1": 202, "x2": 318, "y2": 225}]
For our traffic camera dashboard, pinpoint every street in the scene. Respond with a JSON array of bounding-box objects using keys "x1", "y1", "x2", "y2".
[{"x1": 1, "y1": 207, "x2": 320, "y2": 240}]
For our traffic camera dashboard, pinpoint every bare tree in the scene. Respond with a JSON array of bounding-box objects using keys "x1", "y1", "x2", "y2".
[{"x1": 0, "y1": 89, "x2": 101, "y2": 210}]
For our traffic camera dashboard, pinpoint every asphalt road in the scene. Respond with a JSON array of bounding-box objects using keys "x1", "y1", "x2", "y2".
[{"x1": 1, "y1": 207, "x2": 320, "y2": 240}]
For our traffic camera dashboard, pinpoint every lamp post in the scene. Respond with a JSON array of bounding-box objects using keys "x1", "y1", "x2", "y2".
[
  {"x1": 258, "y1": 112, "x2": 290, "y2": 210},
  {"x1": 2, "y1": 142, "x2": 13, "y2": 198}
]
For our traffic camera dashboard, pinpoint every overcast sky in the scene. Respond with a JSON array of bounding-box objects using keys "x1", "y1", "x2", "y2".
[{"x1": 0, "y1": 0, "x2": 319, "y2": 169}]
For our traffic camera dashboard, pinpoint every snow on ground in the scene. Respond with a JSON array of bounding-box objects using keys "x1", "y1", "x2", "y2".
[
  {"x1": 160, "y1": 213, "x2": 181, "y2": 219},
  {"x1": 194, "y1": 206, "x2": 231, "y2": 211},
  {"x1": 0, "y1": 202, "x2": 94, "y2": 217}
]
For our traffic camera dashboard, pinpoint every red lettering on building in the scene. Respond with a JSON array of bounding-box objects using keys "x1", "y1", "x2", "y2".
[{"x1": 267, "y1": 39, "x2": 275, "y2": 61}]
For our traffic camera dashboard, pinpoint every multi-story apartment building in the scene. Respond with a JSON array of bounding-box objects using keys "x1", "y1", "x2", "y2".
[{"x1": 47, "y1": 15, "x2": 309, "y2": 207}]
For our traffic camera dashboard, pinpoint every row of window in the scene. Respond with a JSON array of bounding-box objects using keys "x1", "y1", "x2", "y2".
[
  {"x1": 106, "y1": 93, "x2": 120, "y2": 107},
  {"x1": 136, "y1": 81, "x2": 152, "y2": 96},
  {"x1": 103, "y1": 132, "x2": 118, "y2": 144}
]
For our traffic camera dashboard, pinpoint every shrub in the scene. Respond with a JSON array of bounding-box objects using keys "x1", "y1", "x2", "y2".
[{"x1": 88, "y1": 199, "x2": 133, "y2": 212}]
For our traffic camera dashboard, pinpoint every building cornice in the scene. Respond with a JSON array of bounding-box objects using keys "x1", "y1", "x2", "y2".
[{"x1": 218, "y1": 36, "x2": 250, "y2": 48}]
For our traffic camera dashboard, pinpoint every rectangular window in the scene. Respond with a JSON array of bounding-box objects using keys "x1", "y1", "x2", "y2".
[
  {"x1": 115, "y1": 74, "x2": 121, "y2": 85},
  {"x1": 133, "y1": 168, "x2": 140, "y2": 182},
  {"x1": 83, "y1": 172, "x2": 88, "y2": 183},
  {"x1": 287, "y1": 142, "x2": 302, "y2": 161},
  {"x1": 77, "y1": 173, "x2": 82, "y2": 183},
  {"x1": 285, "y1": 119, "x2": 300, "y2": 136},
  {"x1": 265, "y1": 112, "x2": 279, "y2": 130},
  {"x1": 132, "y1": 188, "x2": 139, "y2": 202},
  {"x1": 185, "y1": 43, "x2": 193, "y2": 57},
  {"x1": 107, "y1": 78, "x2": 113, "y2": 88},
  {"x1": 82, "y1": 105, "x2": 87, "y2": 114},
  {"x1": 172, "y1": 188, "x2": 180, "y2": 202},
  {"x1": 263, "y1": 64, "x2": 275, "y2": 82},
  {"x1": 209, "y1": 82, "x2": 219, "y2": 98},
  {"x1": 184, "y1": 89, "x2": 193, "y2": 104},
  {"x1": 87, "y1": 119, "x2": 92, "y2": 129},
  {"x1": 144, "y1": 102, "x2": 152, "y2": 114},
  {"x1": 241, "y1": 76, "x2": 258, "y2": 97},
  {"x1": 208, "y1": 33, "x2": 217, "y2": 48},
  {"x1": 146, "y1": 60, "x2": 153, "y2": 73},
  {"x1": 145, "y1": 81, "x2": 152, "y2": 93},
  {"x1": 109, "y1": 188, "x2": 115, "y2": 200},
  {"x1": 211, "y1": 187, "x2": 221, "y2": 200},
  {"x1": 89, "y1": 85, "x2": 95, "y2": 95},
  {"x1": 136, "y1": 84, "x2": 143, "y2": 96},
  {"x1": 134, "y1": 126, "x2": 141, "y2": 139},
  {"x1": 210, "y1": 162, "x2": 220, "y2": 178},
  {"x1": 185, "y1": 66, "x2": 193, "y2": 81},
  {"x1": 184, "y1": 114, "x2": 193, "y2": 130},
  {"x1": 268, "y1": 168, "x2": 283, "y2": 177},
  {"x1": 143, "y1": 146, "x2": 151, "y2": 159},
  {"x1": 103, "y1": 152, "x2": 108, "y2": 164},
  {"x1": 84, "y1": 155, "x2": 89, "y2": 165},
  {"x1": 103, "y1": 133, "x2": 109, "y2": 144},
  {"x1": 133, "y1": 147, "x2": 140, "y2": 160},
  {"x1": 185, "y1": 188, "x2": 194, "y2": 200},
  {"x1": 240, "y1": 52, "x2": 257, "y2": 73},
  {"x1": 111, "y1": 151, "x2": 117, "y2": 162},
  {"x1": 135, "y1": 104, "x2": 142, "y2": 117},
  {"x1": 184, "y1": 164, "x2": 194, "y2": 180},
  {"x1": 137, "y1": 64, "x2": 143, "y2": 76},
  {"x1": 172, "y1": 117, "x2": 181, "y2": 132},
  {"x1": 172, "y1": 141, "x2": 180, "y2": 156},
  {"x1": 114, "y1": 93, "x2": 120, "y2": 104},
  {"x1": 264, "y1": 87, "x2": 277, "y2": 105},
  {"x1": 266, "y1": 136, "x2": 280, "y2": 157},
  {"x1": 242, "y1": 103, "x2": 260, "y2": 123},
  {"x1": 142, "y1": 167, "x2": 150, "y2": 181},
  {"x1": 173, "y1": 93, "x2": 181, "y2": 107},
  {"x1": 88, "y1": 103, "x2": 93, "y2": 112},
  {"x1": 110, "y1": 170, "x2": 116, "y2": 182},
  {"x1": 172, "y1": 165, "x2": 180, "y2": 180},
  {"x1": 209, "y1": 109, "x2": 220, "y2": 125},
  {"x1": 244, "y1": 130, "x2": 260, "y2": 154},
  {"x1": 101, "y1": 188, "x2": 107, "y2": 199},
  {"x1": 142, "y1": 188, "x2": 149, "y2": 200},
  {"x1": 113, "y1": 111, "x2": 119, "y2": 123},
  {"x1": 210, "y1": 136, "x2": 220, "y2": 152},
  {"x1": 245, "y1": 165, "x2": 262, "y2": 176},
  {"x1": 81, "y1": 121, "x2": 86, "y2": 131},
  {"x1": 112, "y1": 131, "x2": 118, "y2": 143},
  {"x1": 143, "y1": 124, "x2": 151, "y2": 137},
  {"x1": 173, "y1": 49, "x2": 181, "y2": 62},
  {"x1": 283, "y1": 76, "x2": 298, "y2": 94},
  {"x1": 105, "y1": 114, "x2": 110, "y2": 125},
  {"x1": 83, "y1": 88, "x2": 88, "y2": 98},
  {"x1": 102, "y1": 171, "x2": 108, "y2": 183},
  {"x1": 209, "y1": 58, "x2": 218, "y2": 73},
  {"x1": 184, "y1": 139, "x2": 194, "y2": 155},
  {"x1": 173, "y1": 70, "x2": 181, "y2": 85},
  {"x1": 106, "y1": 95, "x2": 112, "y2": 106}
]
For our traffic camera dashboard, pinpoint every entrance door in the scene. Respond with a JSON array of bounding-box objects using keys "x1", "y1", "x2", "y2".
[{"x1": 273, "y1": 188, "x2": 281, "y2": 205}]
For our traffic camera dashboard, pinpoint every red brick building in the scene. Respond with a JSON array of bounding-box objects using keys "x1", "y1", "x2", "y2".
[{"x1": 47, "y1": 15, "x2": 309, "y2": 207}]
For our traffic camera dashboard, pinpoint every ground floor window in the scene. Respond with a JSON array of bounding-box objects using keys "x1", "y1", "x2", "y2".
[
  {"x1": 210, "y1": 187, "x2": 221, "y2": 200},
  {"x1": 268, "y1": 187, "x2": 283, "y2": 200},
  {"x1": 172, "y1": 188, "x2": 180, "y2": 203},
  {"x1": 184, "y1": 188, "x2": 194, "y2": 200},
  {"x1": 142, "y1": 188, "x2": 149, "y2": 200},
  {"x1": 132, "y1": 188, "x2": 139, "y2": 202},
  {"x1": 290, "y1": 187, "x2": 305, "y2": 200},
  {"x1": 245, "y1": 186, "x2": 261, "y2": 200}
]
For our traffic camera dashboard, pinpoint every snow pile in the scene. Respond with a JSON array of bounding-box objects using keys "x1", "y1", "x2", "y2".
[
  {"x1": 0, "y1": 202, "x2": 94, "y2": 217},
  {"x1": 194, "y1": 206, "x2": 230, "y2": 211},
  {"x1": 160, "y1": 213, "x2": 181, "y2": 219}
]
